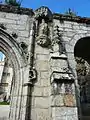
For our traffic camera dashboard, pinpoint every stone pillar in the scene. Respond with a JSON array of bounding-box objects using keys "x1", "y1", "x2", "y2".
[{"x1": 50, "y1": 55, "x2": 78, "y2": 120}]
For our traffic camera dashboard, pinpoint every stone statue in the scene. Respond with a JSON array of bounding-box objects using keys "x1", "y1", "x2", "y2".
[
  {"x1": 35, "y1": 6, "x2": 52, "y2": 21},
  {"x1": 29, "y1": 67, "x2": 37, "y2": 82},
  {"x1": 36, "y1": 19, "x2": 51, "y2": 47},
  {"x1": 39, "y1": 19, "x2": 49, "y2": 36},
  {"x1": 52, "y1": 25, "x2": 65, "y2": 54}
]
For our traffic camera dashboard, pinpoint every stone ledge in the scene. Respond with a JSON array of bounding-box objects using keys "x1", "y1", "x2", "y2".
[
  {"x1": 53, "y1": 13, "x2": 90, "y2": 24},
  {"x1": 0, "y1": 4, "x2": 34, "y2": 15}
]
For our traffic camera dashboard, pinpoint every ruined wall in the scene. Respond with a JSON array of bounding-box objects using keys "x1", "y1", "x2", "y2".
[{"x1": 0, "y1": 5, "x2": 90, "y2": 120}]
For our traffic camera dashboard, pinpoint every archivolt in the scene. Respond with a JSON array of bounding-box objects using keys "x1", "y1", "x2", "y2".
[{"x1": 0, "y1": 28, "x2": 26, "y2": 120}]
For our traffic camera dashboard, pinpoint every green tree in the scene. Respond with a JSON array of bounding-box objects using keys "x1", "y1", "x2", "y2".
[
  {"x1": 5, "y1": 0, "x2": 21, "y2": 7},
  {"x1": 65, "y1": 8, "x2": 77, "y2": 16}
]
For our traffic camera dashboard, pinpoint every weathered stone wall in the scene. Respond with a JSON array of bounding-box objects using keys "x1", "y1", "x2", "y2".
[
  {"x1": 0, "y1": 6, "x2": 34, "y2": 120},
  {"x1": 0, "y1": 5, "x2": 90, "y2": 120},
  {"x1": 0, "y1": 11, "x2": 32, "y2": 44}
]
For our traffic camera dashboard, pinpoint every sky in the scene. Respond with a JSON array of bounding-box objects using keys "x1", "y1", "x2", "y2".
[
  {"x1": 21, "y1": 0, "x2": 90, "y2": 17},
  {"x1": 0, "y1": 0, "x2": 90, "y2": 59}
]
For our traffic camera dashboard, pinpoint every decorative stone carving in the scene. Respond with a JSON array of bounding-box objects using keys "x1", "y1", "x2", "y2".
[
  {"x1": 36, "y1": 19, "x2": 51, "y2": 47},
  {"x1": 12, "y1": 32, "x2": 18, "y2": 38},
  {"x1": 29, "y1": 67, "x2": 37, "y2": 82},
  {"x1": 0, "y1": 23, "x2": 6, "y2": 30},
  {"x1": 19, "y1": 42, "x2": 29, "y2": 61},
  {"x1": 35, "y1": 6, "x2": 52, "y2": 48},
  {"x1": 52, "y1": 25, "x2": 65, "y2": 54},
  {"x1": 35, "y1": 6, "x2": 52, "y2": 21}
]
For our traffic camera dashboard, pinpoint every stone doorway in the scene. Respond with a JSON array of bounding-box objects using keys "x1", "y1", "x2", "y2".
[
  {"x1": 74, "y1": 37, "x2": 90, "y2": 120},
  {"x1": 0, "y1": 51, "x2": 13, "y2": 119},
  {"x1": 0, "y1": 29, "x2": 26, "y2": 120}
]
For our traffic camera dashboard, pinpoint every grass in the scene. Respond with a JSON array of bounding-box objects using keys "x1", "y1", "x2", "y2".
[{"x1": 0, "y1": 101, "x2": 10, "y2": 105}]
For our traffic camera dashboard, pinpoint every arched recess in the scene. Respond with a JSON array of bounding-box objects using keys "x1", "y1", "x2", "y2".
[
  {"x1": 74, "y1": 37, "x2": 90, "y2": 120},
  {"x1": 0, "y1": 28, "x2": 26, "y2": 120}
]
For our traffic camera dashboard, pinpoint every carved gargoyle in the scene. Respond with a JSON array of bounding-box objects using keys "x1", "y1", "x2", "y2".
[{"x1": 29, "y1": 67, "x2": 37, "y2": 82}]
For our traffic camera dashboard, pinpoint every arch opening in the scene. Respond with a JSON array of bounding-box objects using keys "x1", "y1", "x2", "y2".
[
  {"x1": 74, "y1": 37, "x2": 90, "y2": 120},
  {"x1": 0, "y1": 29, "x2": 25, "y2": 120}
]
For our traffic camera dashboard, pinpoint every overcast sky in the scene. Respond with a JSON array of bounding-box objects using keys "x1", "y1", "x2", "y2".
[{"x1": 21, "y1": 0, "x2": 90, "y2": 17}]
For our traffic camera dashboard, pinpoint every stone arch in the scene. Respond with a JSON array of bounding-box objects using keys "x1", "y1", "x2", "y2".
[
  {"x1": 74, "y1": 36, "x2": 90, "y2": 120},
  {"x1": 0, "y1": 28, "x2": 26, "y2": 120},
  {"x1": 65, "y1": 33, "x2": 90, "y2": 77},
  {"x1": 69, "y1": 33, "x2": 90, "y2": 52}
]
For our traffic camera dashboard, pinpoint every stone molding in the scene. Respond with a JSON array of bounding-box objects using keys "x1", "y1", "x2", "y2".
[{"x1": 0, "y1": 4, "x2": 34, "y2": 15}]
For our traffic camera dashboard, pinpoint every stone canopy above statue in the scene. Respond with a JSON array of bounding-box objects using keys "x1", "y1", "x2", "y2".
[{"x1": 35, "y1": 6, "x2": 53, "y2": 21}]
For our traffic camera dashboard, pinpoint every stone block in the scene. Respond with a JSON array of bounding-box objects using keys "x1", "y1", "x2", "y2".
[
  {"x1": 51, "y1": 94, "x2": 64, "y2": 106},
  {"x1": 41, "y1": 78, "x2": 50, "y2": 86},
  {"x1": 52, "y1": 107, "x2": 78, "y2": 117},
  {"x1": 40, "y1": 71, "x2": 49, "y2": 79},
  {"x1": 31, "y1": 108, "x2": 50, "y2": 120},
  {"x1": 0, "y1": 18, "x2": 17, "y2": 24},
  {"x1": 43, "y1": 87, "x2": 51, "y2": 96},
  {"x1": 35, "y1": 60, "x2": 49, "y2": 71},
  {"x1": 62, "y1": 36, "x2": 71, "y2": 42},
  {"x1": 36, "y1": 54, "x2": 49, "y2": 60},
  {"x1": 32, "y1": 87, "x2": 43, "y2": 96},
  {"x1": 64, "y1": 23, "x2": 72, "y2": 28},
  {"x1": 55, "y1": 116, "x2": 67, "y2": 120},
  {"x1": 34, "y1": 97, "x2": 50, "y2": 108},
  {"x1": 53, "y1": 107, "x2": 67, "y2": 117},
  {"x1": 67, "y1": 53, "x2": 75, "y2": 60},
  {"x1": 72, "y1": 25, "x2": 80, "y2": 30},
  {"x1": 18, "y1": 30, "x2": 29, "y2": 37},
  {"x1": 65, "y1": 43, "x2": 74, "y2": 53},
  {"x1": 68, "y1": 59, "x2": 76, "y2": 70},
  {"x1": 66, "y1": 115, "x2": 78, "y2": 120},
  {"x1": 35, "y1": 44, "x2": 50, "y2": 54},
  {"x1": 63, "y1": 31, "x2": 75, "y2": 37},
  {"x1": 64, "y1": 94, "x2": 76, "y2": 107},
  {"x1": 50, "y1": 59, "x2": 68, "y2": 69},
  {"x1": 6, "y1": 24, "x2": 26, "y2": 30}
]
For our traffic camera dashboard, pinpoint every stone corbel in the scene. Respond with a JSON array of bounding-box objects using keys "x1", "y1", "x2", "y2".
[{"x1": 50, "y1": 71, "x2": 74, "y2": 84}]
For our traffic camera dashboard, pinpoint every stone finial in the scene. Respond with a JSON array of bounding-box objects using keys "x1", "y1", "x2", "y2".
[{"x1": 35, "y1": 6, "x2": 52, "y2": 21}]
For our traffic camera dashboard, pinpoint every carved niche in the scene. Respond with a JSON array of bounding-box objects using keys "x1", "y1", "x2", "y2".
[
  {"x1": 52, "y1": 25, "x2": 65, "y2": 54},
  {"x1": 35, "y1": 6, "x2": 52, "y2": 47}
]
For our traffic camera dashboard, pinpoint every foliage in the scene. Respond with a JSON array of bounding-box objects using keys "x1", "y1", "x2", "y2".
[
  {"x1": 0, "y1": 101, "x2": 10, "y2": 105},
  {"x1": 65, "y1": 8, "x2": 77, "y2": 17},
  {"x1": 5, "y1": 0, "x2": 21, "y2": 7}
]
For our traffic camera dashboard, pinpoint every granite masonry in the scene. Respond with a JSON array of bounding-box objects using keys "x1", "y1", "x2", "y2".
[{"x1": 0, "y1": 4, "x2": 90, "y2": 120}]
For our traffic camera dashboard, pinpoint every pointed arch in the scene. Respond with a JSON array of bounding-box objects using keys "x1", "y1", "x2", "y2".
[{"x1": 0, "y1": 28, "x2": 26, "y2": 120}]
